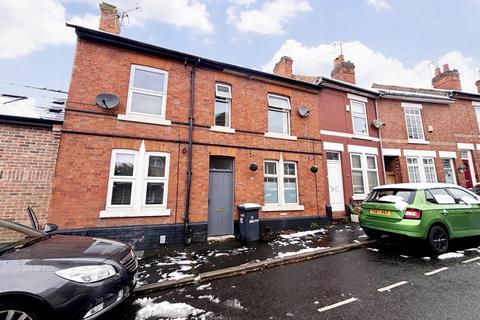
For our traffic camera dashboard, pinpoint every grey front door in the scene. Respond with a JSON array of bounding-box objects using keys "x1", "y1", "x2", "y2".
[{"x1": 208, "y1": 157, "x2": 234, "y2": 236}]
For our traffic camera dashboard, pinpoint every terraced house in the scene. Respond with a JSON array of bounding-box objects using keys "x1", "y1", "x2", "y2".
[
  {"x1": 374, "y1": 64, "x2": 480, "y2": 188},
  {"x1": 47, "y1": 3, "x2": 480, "y2": 249}
]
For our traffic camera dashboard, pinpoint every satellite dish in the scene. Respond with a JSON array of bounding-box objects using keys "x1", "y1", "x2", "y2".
[
  {"x1": 372, "y1": 119, "x2": 385, "y2": 129},
  {"x1": 298, "y1": 106, "x2": 310, "y2": 117},
  {"x1": 95, "y1": 93, "x2": 119, "y2": 109}
]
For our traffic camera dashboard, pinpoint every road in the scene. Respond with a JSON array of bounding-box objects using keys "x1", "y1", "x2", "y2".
[{"x1": 101, "y1": 237, "x2": 480, "y2": 320}]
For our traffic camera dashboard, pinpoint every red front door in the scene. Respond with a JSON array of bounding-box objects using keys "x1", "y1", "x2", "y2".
[{"x1": 463, "y1": 159, "x2": 473, "y2": 188}]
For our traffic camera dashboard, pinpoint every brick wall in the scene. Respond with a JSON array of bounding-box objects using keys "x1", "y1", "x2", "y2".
[
  {"x1": 49, "y1": 39, "x2": 326, "y2": 231},
  {"x1": 0, "y1": 123, "x2": 61, "y2": 225}
]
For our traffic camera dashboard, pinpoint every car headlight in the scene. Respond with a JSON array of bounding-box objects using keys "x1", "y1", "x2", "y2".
[{"x1": 55, "y1": 265, "x2": 116, "y2": 283}]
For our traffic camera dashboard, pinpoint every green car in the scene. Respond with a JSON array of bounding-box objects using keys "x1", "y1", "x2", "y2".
[{"x1": 359, "y1": 183, "x2": 480, "y2": 254}]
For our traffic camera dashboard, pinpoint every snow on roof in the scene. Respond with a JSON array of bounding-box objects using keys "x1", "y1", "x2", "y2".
[
  {"x1": 373, "y1": 84, "x2": 454, "y2": 102},
  {"x1": 373, "y1": 183, "x2": 461, "y2": 190},
  {"x1": 0, "y1": 83, "x2": 66, "y2": 123}
]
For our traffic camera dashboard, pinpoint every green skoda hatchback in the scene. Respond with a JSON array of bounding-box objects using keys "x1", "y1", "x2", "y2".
[{"x1": 359, "y1": 183, "x2": 480, "y2": 254}]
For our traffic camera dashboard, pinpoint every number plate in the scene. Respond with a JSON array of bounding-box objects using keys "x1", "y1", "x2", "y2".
[{"x1": 369, "y1": 209, "x2": 391, "y2": 216}]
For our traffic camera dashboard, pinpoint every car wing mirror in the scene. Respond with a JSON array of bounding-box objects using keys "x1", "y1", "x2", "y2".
[
  {"x1": 27, "y1": 206, "x2": 40, "y2": 230},
  {"x1": 43, "y1": 223, "x2": 58, "y2": 234}
]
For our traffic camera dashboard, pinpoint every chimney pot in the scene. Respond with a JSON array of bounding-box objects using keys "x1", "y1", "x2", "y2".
[
  {"x1": 432, "y1": 62, "x2": 461, "y2": 91},
  {"x1": 273, "y1": 56, "x2": 293, "y2": 78},
  {"x1": 99, "y1": 2, "x2": 120, "y2": 35}
]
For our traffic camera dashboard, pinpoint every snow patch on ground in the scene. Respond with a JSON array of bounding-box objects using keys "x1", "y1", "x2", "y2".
[
  {"x1": 198, "y1": 295, "x2": 221, "y2": 304},
  {"x1": 367, "y1": 248, "x2": 380, "y2": 252},
  {"x1": 421, "y1": 257, "x2": 431, "y2": 260},
  {"x1": 160, "y1": 270, "x2": 194, "y2": 282},
  {"x1": 196, "y1": 283, "x2": 212, "y2": 290},
  {"x1": 280, "y1": 229, "x2": 326, "y2": 239},
  {"x1": 134, "y1": 298, "x2": 207, "y2": 320},
  {"x1": 277, "y1": 247, "x2": 330, "y2": 258},
  {"x1": 438, "y1": 252, "x2": 464, "y2": 259},
  {"x1": 224, "y1": 298, "x2": 245, "y2": 310}
]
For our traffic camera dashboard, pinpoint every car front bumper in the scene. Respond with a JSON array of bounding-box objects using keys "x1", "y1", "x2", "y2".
[{"x1": 359, "y1": 214, "x2": 428, "y2": 239}]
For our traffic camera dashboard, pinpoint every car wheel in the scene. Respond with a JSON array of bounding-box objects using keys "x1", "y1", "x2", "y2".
[
  {"x1": 0, "y1": 303, "x2": 38, "y2": 320},
  {"x1": 363, "y1": 228, "x2": 382, "y2": 239},
  {"x1": 428, "y1": 225, "x2": 449, "y2": 254}
]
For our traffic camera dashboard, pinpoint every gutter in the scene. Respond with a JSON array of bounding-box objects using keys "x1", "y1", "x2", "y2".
[{"x1": 184, "y1": 58, "x2": 201, "y2": 244}]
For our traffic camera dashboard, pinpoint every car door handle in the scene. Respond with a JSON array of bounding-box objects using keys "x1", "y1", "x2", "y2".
[{"x1": 442, "y1": 209, "x2": 448, "y2": 216}]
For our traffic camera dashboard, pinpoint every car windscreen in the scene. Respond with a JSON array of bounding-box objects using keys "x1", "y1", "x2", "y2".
[
  {"x1": 0, "y1": 220, "x2": 43, "y2": 255},
  {"x1": 365, "y1": 189, "x2": 416, "y2": 205}
]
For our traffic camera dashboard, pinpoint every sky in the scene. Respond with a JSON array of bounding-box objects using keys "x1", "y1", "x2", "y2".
[{"x1": 1, "y1": 0, "x2": 480, "y2": 95}]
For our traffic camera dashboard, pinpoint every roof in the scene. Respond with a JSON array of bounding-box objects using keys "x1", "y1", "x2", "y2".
[
  {"x1": 374, "y1": 183, "x2": 462, "y2": 190},
  {"x1": 373, "y1": 84, "x2": 455, "y2": 104},
  {"x1": 0, "y1": 83, "x2": 66, "y2": 125},
  {"x1": 67, "y1": 24, "x2": 380, "y2": 96}
]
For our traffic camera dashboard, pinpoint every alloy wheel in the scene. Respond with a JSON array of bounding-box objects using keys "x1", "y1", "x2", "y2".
[
  {"x1": 429, "y1": 226, "x2": 448, "y2": 253},
  {"x1": 0, "y1": 310, "x2": 34, "y2": 320}
]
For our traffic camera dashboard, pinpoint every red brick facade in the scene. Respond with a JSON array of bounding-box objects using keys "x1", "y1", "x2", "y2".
[{"x1": 0, "y1": 123, "x2": 61, "y2": 225}]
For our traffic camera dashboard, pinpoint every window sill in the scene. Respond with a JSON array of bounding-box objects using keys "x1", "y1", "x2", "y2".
[
  {"x1": 352, "y1": 134, "x2": 379, "y2": 142},
  {"x1": 408, "y1": 139, "x2": 429, "y2": 145},
  {"x1": 264, "y1": 132, "x2": 297, "y2": 141},
  {"x1": 210, "y1": 126, "x2": 235, "y2": 134},
  {"x1": 99, "y1": 208, "x2": 171, "y2": 218},
  {"x1": 352, "y1": 194, "x2": 367, "y2": 201},
  {"x1": 118, "y1": 114, "x2": 172, "y2": 126},
  {"x1": 261, "y1": 204, "x2": 304, "y2": 212}
]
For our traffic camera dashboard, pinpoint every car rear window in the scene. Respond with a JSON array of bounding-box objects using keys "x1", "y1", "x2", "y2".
[{"x1": 366, "y1": 189, "x2": 416, "y2": 204}]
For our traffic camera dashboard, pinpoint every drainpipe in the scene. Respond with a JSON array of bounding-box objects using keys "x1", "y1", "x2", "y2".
[
  {"x1": 374, "y1": 95, "x2": 387, "y2": 184},
  {"x1": 184, "y1": 58, "x2": 201, "y2": 244}
]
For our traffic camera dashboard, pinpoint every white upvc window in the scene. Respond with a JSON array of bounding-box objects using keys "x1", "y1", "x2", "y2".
[
  {"x1": 267, "y1": 94, "x2": 291, "y2": 135},
  {"x1": 350, "y1": 100, "x2": 368, "y2": 136},
  {"x1": 403, "y1": 105, "x2": 426, "y2": 142},
  {"x1": 102, "y1": 142, "x2": 171, "y2": 218},
  {"x1": 474, "y1": 106, "x2": 480, "y2": 130},
  {"x1": 350, "y1": 153, "x2": 379, "y2": 196},
  {"x1": 263, "y1": 158, "x2": 300, "y2": 208},
  {"x1": 406, "y1": 156, "x2": 437, "y2": 183},
  {"x1": 214, "y1": 83, "x2": 232, "y2": 127},
  {"x1": 126, "y1": 65, "x2": 168, "y2": 119}
]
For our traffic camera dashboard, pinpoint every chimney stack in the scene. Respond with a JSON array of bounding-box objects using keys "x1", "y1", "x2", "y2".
[
  {"x1": 273, "y1": 56, "x2": 293, "y2": 78},
  {"x1": 431, "y1": 63, "x2": 462, "y2": 91},
  {"x1": 331, "y1": 54, "x2": 356, "y2": 84},
  {"x1": 476, "y1": 80, "x2": 480, "y2": 94},
  {"x1": 99, "y1": 2, "x2": 120, "y2": 35}
]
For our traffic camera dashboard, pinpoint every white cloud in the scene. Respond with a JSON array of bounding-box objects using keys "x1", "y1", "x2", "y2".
[
  {"x1": 0, "y1": 0, "x2": 96, "y2": 59},
  {"x1": 366, "y1": 0, "x2": 390, "y2": 11},
  {"x1": 0, "y1": 0, "x2": 214, "y2": 59},
  {"x1": 227, "y1": 0, "x2": 312, "y2": 34},
  {"x1": 262, "y1": 39, "x2": 479, "y2": 93}
]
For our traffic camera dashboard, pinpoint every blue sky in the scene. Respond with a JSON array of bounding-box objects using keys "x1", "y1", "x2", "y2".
[{"x1": 1, "y1": 0, "x2": 479, "y2": 95}]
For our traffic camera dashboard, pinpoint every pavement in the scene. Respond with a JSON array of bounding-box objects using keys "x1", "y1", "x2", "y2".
[
  {"x1": 134, "y1": 221, "x2": 368, "y2": 288},
  {"x1": 100, "y1": 235, "x2": 480, "y2": 320}
]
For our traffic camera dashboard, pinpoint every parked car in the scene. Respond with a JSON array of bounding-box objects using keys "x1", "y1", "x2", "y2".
[
  {"x1": 359, "y1": 183, "x2": 480, "y2": 254},
  {"x1": 0, "y1": 208, "x2": 138, "y2": 320}
]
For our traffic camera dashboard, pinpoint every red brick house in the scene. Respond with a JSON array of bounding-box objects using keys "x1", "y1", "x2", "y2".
[
  {"x1": 374, "y1": 64, "x2": 480, "y2": 188},
  {"x1": 48, "y1": 4, "x2": 390, "y2": 248},
  {"x1": 0, "y1": 87, "x2": 65, "y2": 226}
]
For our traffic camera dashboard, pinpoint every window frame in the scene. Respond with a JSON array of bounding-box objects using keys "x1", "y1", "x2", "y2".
[
  {"x1": 142, "y1": 152, "x2": 170, "y2": 209},
  {"x1": 406, "y1": 156, "x2": 438, "y2": 183},
  {"x1": 214, "y1": 83, "x2": 232, "y2": 128},
  {"x1": 106, "y1": 149, "x2": 137, "y2": 209},
  {"x1": 263, "y1": 158, "x2": 299, "y2": 207},
  {"x1": 267, "y1": 94, "x2": 291, "y2": 136},
  {"x1": 350, "y1": 100, "x2": 369, "y2": 136},
  {"x1": 126, "y1": 64, "x2": 169, "y2": 119},
  {"x1": 403, "y1": 105, "x2": 426, "y2": 142},
  {"x1": 350, "y1": 153, "x2": 379, "y2": 196}
]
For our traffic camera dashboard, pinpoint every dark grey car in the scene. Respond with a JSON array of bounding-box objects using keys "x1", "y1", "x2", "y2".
[{"x1": 0, "y1": 216, "x2": 138, "y2": 320}]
